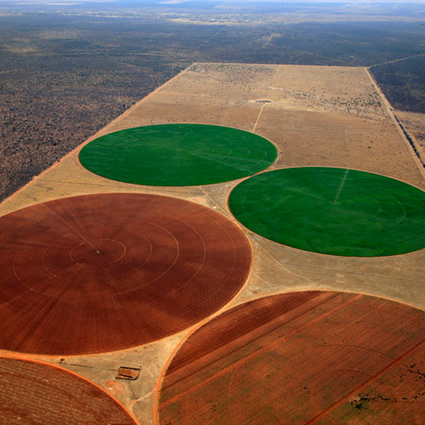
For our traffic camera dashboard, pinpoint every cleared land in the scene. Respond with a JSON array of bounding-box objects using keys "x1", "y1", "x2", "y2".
[
  {"x1": 0, "y1": 63, "x2": 424, "y2": 424},
  {"x1": 0, "y1": 193, "x2": 251, "y2": 355},
  {"x1": 159, "y1": 291, "x2": 425, "y2": 424}
]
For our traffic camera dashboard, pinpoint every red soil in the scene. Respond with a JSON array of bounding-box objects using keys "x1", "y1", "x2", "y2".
[
  {"x1": 159, "y1": 291, "x2": 425, "y2": 424},
  {"x1": 0, "y1": 357, "x2": 137, "y2": 424},
  {"x1": 0, "y1": 193, "x2": 251, "y2": 355}
]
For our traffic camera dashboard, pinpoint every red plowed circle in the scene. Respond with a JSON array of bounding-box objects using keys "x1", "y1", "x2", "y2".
[
  {"x1": 0, "y1": 193, "x2": 251, "y2": 355},
  {"x1": 159, "y1": 292, "x2": 425, "y2": 424},
  {"x1": 0, "y1": 357, "x2": 136, "y2": 424}
]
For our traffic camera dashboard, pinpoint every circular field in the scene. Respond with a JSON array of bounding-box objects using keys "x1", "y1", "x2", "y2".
[
  {"x1": 79, "y1": 124, "x2": 277, "y2": 186},
  {"x1": 159, "y1": 291, "x2": 425, "y2": 424},
  {"x1": 0, "y1": 193, "x2": 251, "y2": 355},
  {"x1": 228, "y1": 167, "x2": 425, "y2": 256},
  {"x1": 0, "y1": 357, "x2": 136, "y2": 424}
]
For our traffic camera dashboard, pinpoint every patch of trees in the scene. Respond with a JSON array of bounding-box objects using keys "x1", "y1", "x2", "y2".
[{"x1": 371, "y1": 56, "x2": 425, "y2": 114}]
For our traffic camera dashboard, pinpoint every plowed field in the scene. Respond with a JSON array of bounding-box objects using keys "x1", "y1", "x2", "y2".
[
  {"x1": 0, "y1": 357, "x2": 136, "y2": 425},
  {"x1": 159, "y1": 291, "x2": 425, "y2": 424},
  {"x1": 0, "y1": 193, "x2": 251, "y2": 355}
]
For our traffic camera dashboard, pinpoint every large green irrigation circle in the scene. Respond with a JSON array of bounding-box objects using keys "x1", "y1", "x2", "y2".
[
  {"x1": 228, "y1": 167, "x2": 425, "y2": 256},
  {"x1": 79, "y1": 124, "x2": 277, "y2": 186}
]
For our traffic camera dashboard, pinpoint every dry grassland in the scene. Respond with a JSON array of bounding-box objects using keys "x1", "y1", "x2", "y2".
[{"x1": 1, "y1": 63, "x2": 424, "y2": 425}]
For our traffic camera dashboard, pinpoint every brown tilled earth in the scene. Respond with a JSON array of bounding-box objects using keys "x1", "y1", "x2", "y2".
[
  {"x1": 0, "y1": 357, "x2": 137, "y2": 424},
  {"x1": 159, "y1": 292, "x2": 425, "y2": 424},
  {"x1": 0, "y1": 63, "x2": 424, "y2": 424},
  {"x1": 0, "y1": 193, "x2": 251, "y2": 356}
]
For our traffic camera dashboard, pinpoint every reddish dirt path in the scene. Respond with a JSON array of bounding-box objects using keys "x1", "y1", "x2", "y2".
[
  {"x1": 159, "y1": 291, "x2": 425, "y2": 424},
  {"x1": 0, "y1": 357, "x2": 137, "y2": 424},
  {"x1": 0, "y1": 193, "x2": 251, "y2": 355}
]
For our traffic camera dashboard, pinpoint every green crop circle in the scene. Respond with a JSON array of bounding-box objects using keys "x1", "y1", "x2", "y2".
[
  {"x1": 228, "y1": 167, "x2": 425, "y2": 256},
  {"x1": 79, "y1": 124, "x2": 277, "y2": 186}
]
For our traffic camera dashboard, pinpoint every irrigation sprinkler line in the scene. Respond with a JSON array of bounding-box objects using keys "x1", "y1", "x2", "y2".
[
  {"x1": 42, "y1": 203, "x2": 101, "y2": 254},
  {"x1": 333, "y1": 169, "x2": 349, "y2": 205}
]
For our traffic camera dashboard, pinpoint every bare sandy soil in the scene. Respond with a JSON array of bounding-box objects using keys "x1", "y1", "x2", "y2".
[{"x1": 0, "y1": 63, "x2": 424, "y2": 425}]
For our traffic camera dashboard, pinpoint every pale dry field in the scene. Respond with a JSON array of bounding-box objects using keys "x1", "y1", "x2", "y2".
[{"x1": 1, "y1": 63, "x2": 425, "y2": 425}]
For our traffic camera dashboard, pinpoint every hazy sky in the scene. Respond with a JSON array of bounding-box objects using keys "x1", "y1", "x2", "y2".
[
  {"x1": 5, "y1": 0, "x2": 425, "y2": 3},
  {"x1": 3, "y1": 0, "x2": 425, "y2": 13}
]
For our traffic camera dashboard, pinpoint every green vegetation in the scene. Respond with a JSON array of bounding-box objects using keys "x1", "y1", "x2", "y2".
[
  {"x1": 79, "y1": 124, "x2": 277, "y2": 186},
  {"x1": 228, "y1": 167, "x2": 425, "y2": 256}
]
